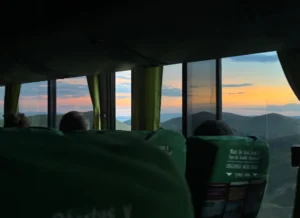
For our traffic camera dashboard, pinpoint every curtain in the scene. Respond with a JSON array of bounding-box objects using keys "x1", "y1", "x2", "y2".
[
  {"x1": 131, "y1": 66, "x2": 163, "y2": 131},
  {"x1": 87, "y1": 74, "x2": 101, "y2": 130},
  {"x1": 277, "y1": 49, "x2": 300, "y2": 100},
  {"x1": 4, "y1": 83, "x2": 21, "y2": 115}
]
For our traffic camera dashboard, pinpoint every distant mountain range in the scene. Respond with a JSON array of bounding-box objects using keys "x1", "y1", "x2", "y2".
[
  {"x1": 161, "y1": 112, "x2": 300, "y2": 140},
  {"x1": 123, "y1": 113, "x2": 182, "y2": 125}
]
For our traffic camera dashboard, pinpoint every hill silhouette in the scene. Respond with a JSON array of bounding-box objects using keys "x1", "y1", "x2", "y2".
[
  {"x1": 0, "y1": 111, "x2": 131, "y2": 130},
  {"x1": 123, "y1": 112, "x2": 182, "y2": 126},
  {"x1": 161, "y1": 112, "x2": 300, "y2": 140}
]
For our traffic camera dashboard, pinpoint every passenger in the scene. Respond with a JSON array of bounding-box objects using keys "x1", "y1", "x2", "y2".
[
  {"x1": 3, "y1": 113, "x2": 30, "y2": 128},
  {"x1": 18, "y1": 113, "x2": 30, "y2": 128},
  {"x1": 194, "y1": 120, "x2": 234, "y2": 136},
  {"x1": 59, "y1": 111, "x2": 89, "y2": 133}
]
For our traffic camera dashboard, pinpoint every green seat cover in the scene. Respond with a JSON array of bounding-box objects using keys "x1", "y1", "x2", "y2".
[
  {"x1": 0, "y1": 132, "x2": 194, "y2": 218},
  {"x1": 145, "y1": 128, "x2": 186, "y2": 175},
  {"x1": 64, "y1": 131, "x2": 181, "y2": 178},
  {"x1": 0, "y1": 127, "x2": 63, "y2": 136},
  {"x1": 97, "y1": 130, "x2": 149, "y2": 141},
  {"x1": 186, "y1": 136, "x2": 269, "y2": 218},
  {"x1": 86, "y1": 129, "x2": 187, "y2": 176}
]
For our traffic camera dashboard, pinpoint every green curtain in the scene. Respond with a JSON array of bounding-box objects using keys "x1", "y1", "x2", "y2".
[
  {"x1": 87, "y1": 74, "x2": 101, "y2": 130},
  {"x1": 4, "y1": 83, "x2": 21, "y2": 115},
  {"x1": 277, "y1": 49, "x2": 300, "y2": 100},
  {"x1": 131, "y1": 66, "x2": 163, "y2": 131}
]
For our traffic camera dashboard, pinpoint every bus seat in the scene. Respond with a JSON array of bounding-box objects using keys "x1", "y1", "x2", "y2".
[
  {"x1": 98, "y1": 130, "x2": 149, "y2": 141},
  {"x1": 29, "y1": 126, "x2": 64, "y2": 135},
  {"x1": 144, "y1": 128, "x2": 186, "y2": 176},
  {"x1": 0, "y1": 126, "x2": 64, "y2": 136},
  {"x1": 0, "y1": 136, "x2": 194, "y2": 218},
  {"x1": 93, "y1": 129, "x2": 186, "y2": 175},
  {"x1": 186, "y1": 136, "x2": 269, "y2": 218},
  {"x1": 64, "y1": 131, "x2": 181, "y2": 178}
]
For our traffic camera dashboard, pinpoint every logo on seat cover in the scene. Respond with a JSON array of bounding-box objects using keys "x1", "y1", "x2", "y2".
[{"x1": 158, "y1": 145, "x2": 172, "y2": 155}]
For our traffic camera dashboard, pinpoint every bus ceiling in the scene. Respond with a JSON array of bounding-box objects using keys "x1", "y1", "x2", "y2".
[{"x1": 0, "y1": 1, "x2": 299, "y2": 85}]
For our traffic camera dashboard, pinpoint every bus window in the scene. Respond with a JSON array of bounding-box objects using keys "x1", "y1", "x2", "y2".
[
  {"x1": 19, "y1": 81, "x2": 47, "y2": 127},
  {"x1": 160, "y1": 64, "x2": 182, "y2": 132},
  {"x1": 223, "y1": 52, "x2": 297, "y2": 218},
  {"x1": 115, "y1": 71, "x2": 131, "y2": 131},
  {"x1": 56, "y1": 77, "x2": 92, "y2": 129},
  {"x1": 186, "y1": 60, "x2": 217, "y2": 137},
  {"x1": 0, "y1": 86, "x2": 4, "y2": 126}
]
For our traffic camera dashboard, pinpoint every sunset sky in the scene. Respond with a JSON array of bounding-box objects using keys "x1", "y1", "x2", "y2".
[{"x1": 0, "y1": 51, "x2": 298, "y2": 117}]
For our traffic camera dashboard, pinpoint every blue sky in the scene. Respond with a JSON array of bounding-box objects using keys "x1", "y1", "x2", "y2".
[{"x1": 0, "y1": 51, "x2": 298, "y2": 117}]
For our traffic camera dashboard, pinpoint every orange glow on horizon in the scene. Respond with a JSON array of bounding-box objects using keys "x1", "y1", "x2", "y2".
[
  {"x1": 116, "y1": 97, "x2": 131, "y2": 107},
  {"x1": 223, "y1": 85, "x2": 298, "y2": 107},
  {"x1": 56, "y1": 96, "x2": 92, "y2": 106},
  {"x1": 18, "y1": 85, "x2": 297, "y2": 111}
]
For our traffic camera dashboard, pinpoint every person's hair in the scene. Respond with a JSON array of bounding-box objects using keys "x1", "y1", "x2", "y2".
[
  {"x1": 18, "y1": 113, "x2": 30, "y2": 128},
  {"x1": 3, "y1": 113, "x2": 30, "y2": 128},
  {"x1": 193, "y1": 120, "x2": 234, "y2": 136},
  {"x1": 59, "y1": 111, "x2": 89, "y2": 133}
]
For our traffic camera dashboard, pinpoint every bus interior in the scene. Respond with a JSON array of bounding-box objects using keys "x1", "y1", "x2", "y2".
[{"x1": 1, "y1": 1, "x2": 300, "y2": 218}]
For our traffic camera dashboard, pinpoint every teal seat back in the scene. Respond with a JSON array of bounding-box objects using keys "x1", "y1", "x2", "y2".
[
  {"x1": 0, "y1": 127, "x2": 64, "y2": 143},
  {"x1": 89, "y1": 129, "x2": 187, "y2": 176},
  {"x1": 186, "y1": 136, "x2": 269, "y2": 218},
  {"x1": 0, "y1": 131, "x2": 194, "y2": 218},
  {"x1": 65, "y1": 131, "x2": 181, "y2": 178},
  {"x1": 98, "y1": 130, "x2": 148, "y2": 141},
  {"x1": 145, "y1": 128, "x2": 186, "y2": 176}
]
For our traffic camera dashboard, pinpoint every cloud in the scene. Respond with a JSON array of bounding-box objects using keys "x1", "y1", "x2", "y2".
[
  {"x1": 228, "y1": 53, "x2": 278, "y2": 63},
  {"x1": 223, "y1": 92, "x2": 245, "y2": 95},
  {"x1": 14, "y1": 77, "x2": 183, "y2": 108},
  {"x1": 162, "y1": 85, "x2": 182, "y2": 97},
  {"x1": 222, "y1": 83, "x2": 253, "y2": 88},
  {"x1": 18, "y1": 82, "x2": 48, "y2": 101},
  {"x1": 189, "y1": 85, "x2": 205, "y2": 89},
  {"x1": 56, "y1": 80, "x2": 90, "y2": 99},
  {"x1": 243, "y1": 103, "x2": 300, "y2": 112},
  {"x1": 116, "y1": 71, "x2": 131, "y2": 80},
  {"x1": 116, "y1": 83, "x2": 182, "y2": 97},
  {"x1": 17, "y1": 78, "x2": 91, "y2": 101},
  {"x1": 116, "y1": 95, "x2": 129, "y2": 99},
  {"x1": 116, "y1": 83, "x2": 131, "y2": 94},
  {"x1": 116, "y1": 75, "x2": 131, "y2": 80}
]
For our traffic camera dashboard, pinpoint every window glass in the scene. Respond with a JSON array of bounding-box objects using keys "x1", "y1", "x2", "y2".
[
  {"x1": 186, "y1": 60, "x2": 217, "y2": 137},
  {"x1": 223, "y1": 52, "x2": 297, "y2": 218},
  {"x1": 56, "y1": 77, "x2": 92, "y2": 129},
  {"x1": 115, "y1": 71, "x2": 131, "y2": 130},
  {"x1": 160, "y1": 64, "x2": 182, "y2": 132},
  {"x1": 19, "y1": 81, "x2": 48, "y2": 127},
  {"x1": 0, "y1": 86, "x2": 5, "y2": 126}
]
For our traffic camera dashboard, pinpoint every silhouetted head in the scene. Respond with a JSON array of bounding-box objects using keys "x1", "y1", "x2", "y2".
[
  {"x1": 194, "y1": 120, "x2": 234, "y2": 136},
  {"x1": 3, "y1": 113, "x2": 30, "y2": 128},
  {"x1": 59, "y1": 111, "x2": 89, "y2": 133},
  {"x1": 18, "y1": 113, "x2": 30, "y2": 128}
]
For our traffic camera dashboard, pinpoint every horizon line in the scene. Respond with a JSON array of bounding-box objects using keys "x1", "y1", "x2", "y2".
[{"x1": 5, "y1": 111, "x2": 300, "y2": 117}]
